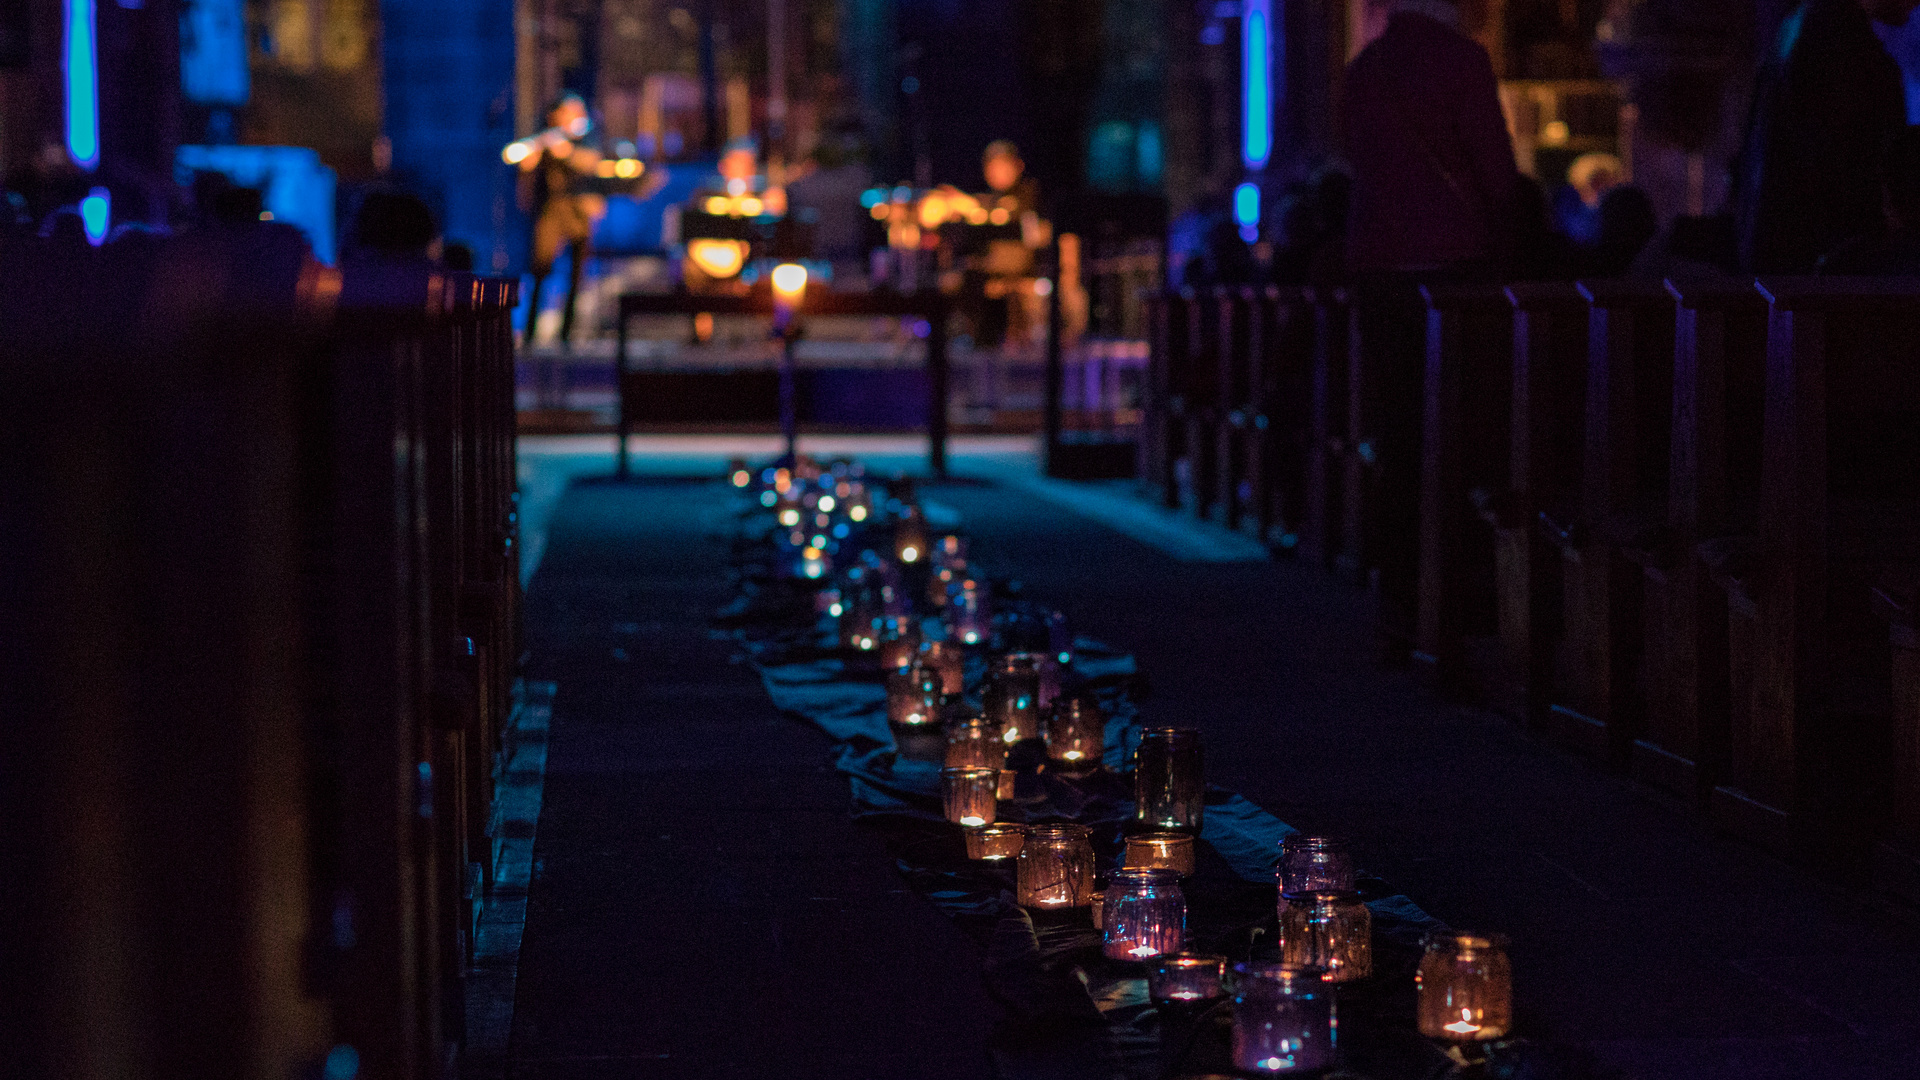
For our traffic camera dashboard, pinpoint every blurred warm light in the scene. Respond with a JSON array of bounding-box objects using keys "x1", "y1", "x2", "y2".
[
  {"x1": 731, "y1": 469, "x2": 751, "y2": 487},
  {"x1": 901, "y1": 545, "x2": 920, "y2": 563},
  {"x1": 615, "y1": 158, "x2": 642, "y2": 178},
  {"x1": 739, "y1": 196, "x2": 765, "y2": 217},
  {"x1": 771, "y1": 262, "x2": 808, "y2": 298},
  {"x1": 989, "y1": 207, "x2": 1010, "y2": 225},
  {"x1": 595, "y1": 160, "x2": 617, "y2": 177},
  {"x1": 967, "y1": 208, "x2": 988, "y2": 225},
  {"x1": 819, "y1": 495, "x2": 836, "y2": 511},
  {"x1": 1541, "y1": 120, "x2": 1571, "y2": 147},
  {"x1": 870, "y1": 203, "x2": 891, "y2": 221},
  {"x1": 502, "y1": 141, "x2": 532, "y2": 165},
  {"x1": 704, "y1": 196, "x2": 730, "y2": 215},
  {"x1": 780, "y1": 508, "x2": 801, "y2": 526},
  {"x1": 918, "y1": 193, "x2": 948, "y2": 230},
  {"x1": 550, "y1": 140, "x2": 573, "y2": 160},
  {"x1": 850, "y1": 504, "x2": 868, "y2": 521},
  {"x1": 688, "y1": 239, "x2": 749, "y2": 279}
]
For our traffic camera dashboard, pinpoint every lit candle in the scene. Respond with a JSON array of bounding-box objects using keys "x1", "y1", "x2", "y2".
[
  {"x1": 986, "y1": 654, "x2": 1042, "y2": 742},
  {"x1": 940, "y1": 767, "x2": 999, "y2": 827},
  {"x1": 1101, "y1": 867, "x2": 1185, "y2": 961},
  {"x1": 771, "y1": 261, "x2": 807, "y2": 334},
  {"x1": 963, "y1": 822, "x2": 1027, "y2": 860},
  {"x1": 1149, "y1": 953, "x2": 1226, "y2": 1003},
  {"x1": 1135, "y1": 727, "x2": 1204, "y2": 832},
  {"x1": 1043, "y1": 697, "x2": 1104, "y2": 766},
  {"x1": 1278, "y1": 890, "x2": 1372, "y2": 983},
  {"x1": 1416, "y1": 932, "x2": 1512, "y2": 1042},
  {"x1": 918, "y1": 640, "x2": 965, "y2": 695},
  {"x1": 1125, "y1": 832, "x2": 1196, "y2": 877},
  {"x1": 886, "y1": 662, "x2": 941, "y2": 728},
  {"x1": 1016, "y1": 824, "x2": 1095, "y2": 909},
  {"x1": 877, "y1": 618, "x2": 921, "y2": 671},
  {"x1": 1231, "y1": 964, "x2": 1337, "y2": 1073}
]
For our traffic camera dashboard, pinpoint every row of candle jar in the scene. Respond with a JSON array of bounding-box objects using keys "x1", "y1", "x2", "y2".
[{"x1": 895, "y1": 665, "x2": 1101, "y2": 761}]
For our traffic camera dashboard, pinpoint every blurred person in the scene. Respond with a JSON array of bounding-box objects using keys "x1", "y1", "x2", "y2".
[
  {"x1": 1553, "y1": 152, "x2": 1625, "y2": 247},
  {"x1": 969, "y1": 140, "x2": 1046, "y2": 348},
  {"x1": 1575, "y1": 185, "x2": 1659, "y2": 278},
  {"x1": 1730, "y1": 0, "x2": 1918, "y2": 273},
  {"x1": 1820, "y1": 125, "x2": 1920, "y2": 273},
  {"x1": 349, "y1": 189, "x2": 438, "y2": 261},
  {"x1": 509, "y1": 92, "x2": 608, "y2": 347},
  {"x1": 1340, "y1": 0, "x2": 1523, "y2": 654}
]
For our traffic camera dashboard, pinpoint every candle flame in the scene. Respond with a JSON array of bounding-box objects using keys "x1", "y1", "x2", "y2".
[
  {"x1": 900, "y1": 546, "x2": 920, "y2": 562},
  {"x1": 1128, "y1": 946, "x2": 1159, "y2": 958},
  {"x1": 1062, "y1": 751, "x2": 1083, "y2": 760},
  {"x1": 960, "y1": 816, "x2": 986, "y2": 826},
  {"x1": 1444, "y1": 1009, "x2": 1482, "y2": 1035}
]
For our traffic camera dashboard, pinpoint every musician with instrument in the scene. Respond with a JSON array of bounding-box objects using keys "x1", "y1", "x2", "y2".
[{"x1": 504, "y1": 92, "x2": 609, "y2": 348}]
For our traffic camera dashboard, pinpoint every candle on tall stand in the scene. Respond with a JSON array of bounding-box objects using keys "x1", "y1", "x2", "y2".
[
  {"x1": 1417, "y1": 932, "x2": 1512, "y2": 1042},
  {"x1": 770, "y1": 262, "x2": 807, "y2": 464}
]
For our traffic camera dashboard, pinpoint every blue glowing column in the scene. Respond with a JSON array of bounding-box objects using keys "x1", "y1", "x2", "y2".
[
  {"x1": 65, "y1": 0, "x2": 99, "y2": 172},
  {"x1": 1242, "y1": 0, "x2": 1272, "y2": 172}
]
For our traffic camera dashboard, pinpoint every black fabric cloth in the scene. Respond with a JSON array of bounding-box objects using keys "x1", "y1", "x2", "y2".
[
  {"x1": 716, "y1": 493, "x2": 1620, "y2": 1079},
  {"x1": 1730, "y1": 0, "x2": 1908, "y2": 273}
]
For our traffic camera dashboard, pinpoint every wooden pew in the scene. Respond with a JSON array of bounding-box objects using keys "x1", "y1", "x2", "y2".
[
  {"x1": 1413, "y1": 285, "x2": 1514, "y2": 688},
  {"x1": 1543, "y1": 281, "x2": 1677, "y2": 764},
  {"x1": 1632, "y1": 279, "x2": 1768, "y2": 796},
  {"x1": 1144, "y1": 290, "x2": 1190, "y2": 508},
  {"x1": 1251, "y1": 286, "x2": 1316, "y2": 548},
  {"x1": 1213, "y1": 286, "x2": 1253, "y2": 527},
  {"x1": 1487, "y1": 284, "x2": 1588, "y2": 722},
  {"x1": 1, "y1": 233, "x2": 523, "y2": 1077},
  {"x1": 1875, "y1": 580, "x2": 1920, "y2": 899},
  {"x1": 1301, "y1": 286, "x2": 1351, "y2": 570},
  {"x1": 1711, "y1": 279, "x2": 1920, "y2": 860},
  {"x1": 1184, "y1": 288, "x2": 1222, "y2": 518}
]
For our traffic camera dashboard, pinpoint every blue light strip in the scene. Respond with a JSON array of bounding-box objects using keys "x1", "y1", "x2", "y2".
[
  {"x1": 80, "y1": 187, "x2": 110, "y2": 245},
  {"x1": 66, "y1": 0, "x2": 99, "y2": 171},
  {"x1": 1242, "y1": 0, "x2": 1271, "y2": 170},
  {"x1": 1233, "y1": 182, "x2": 1260, "y2": 228}
]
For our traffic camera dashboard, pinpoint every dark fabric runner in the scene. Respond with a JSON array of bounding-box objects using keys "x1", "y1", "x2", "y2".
[{"x1": 716, "y1": 497, "x2": 1612, "y2": 1080}]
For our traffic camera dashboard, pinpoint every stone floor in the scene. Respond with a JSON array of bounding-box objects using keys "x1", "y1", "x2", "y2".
[{"x1": 507, "y1": 439, "x2": 1920, "y2": 1079}]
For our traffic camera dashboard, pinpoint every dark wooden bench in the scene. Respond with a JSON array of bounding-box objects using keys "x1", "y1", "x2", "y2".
[
  {"x1": 1413, "y1": 284, "x2": 1514, "y2": 689},
  {"x1": 1301, "y1": 286, "x2": 1351, "y2": 570},
  {"x1": 1487, "y1": 284, "x2": 1588, "y2": 722},
  {"x1": 1544, "y1": 281, "x2": 1676, "y2": 764},
  {"x1": 1875, "y1": 579, "x2": 1920, "y2": 899},
  {"x1": 1710, "y1": 279, "x2": 1920, "y2": 861},
  {"x1": 1632, "y1": 278, "x2": 1768, "y2": 796}
]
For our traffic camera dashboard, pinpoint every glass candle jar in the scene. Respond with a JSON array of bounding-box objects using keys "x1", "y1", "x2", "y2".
[
  {"x1": 987, "y1": 654, "x2": 1042, "y2": 743},
  {"x1": 940, "y1": 767, "x2": 999, "y2": 827},
  {"x1": 963, "y1": 822, "x2": 1027, "y2": 861},
  {"x1": 895, "y1": 513, "x2": 929, "y2": 565},
  {"x1": 918, "y1": 640, "x2": 965, "y2": 695},
  {"x1": 1149, "y1": 953, "x2": 1226, "y2": 1003},
  {"x1": 944, "y1": 712, "x2": 1007, "y2": 770},
  {"x1": 1416, "y1": 932, "x2": 1512, "y2": 1042},
  {"x1": 1102, "y1": 868, "x2": 1186, "y2": 961},
  {"x1": 948, "y1": 580, "x2": 992, "y2": 645},
  {"x1": 1016, "y1": 824, "x2": 1096, "y2": 909},
  {"x1": 997, "y1": 768, "x2": 1017, "y2": 800},
  {"x1": 1231, "y1": 964, "x2": 1337, "y2": 1073},
  {"x1": 1126, "y1": 832, "x2": 1197, "y2": 877},
  {"x1": 1135, "y1": 727, "x2": 1204, "y2": 832},
  {"x1": 1279, "y1": 890, "x2": 1372, "y2": 983},
  {"x1": 1044, "y1": 697, "x2": 1104, "y2": 765},
  {"x1": 1277, "y1": 836, "x2": 1355, "y2": 893},
  {"x1": 877, "y1": 617, "x2": 920, "y2": 671},
  {"x1": 886, "y1": 662, "x2": 941, "y2": 728}
]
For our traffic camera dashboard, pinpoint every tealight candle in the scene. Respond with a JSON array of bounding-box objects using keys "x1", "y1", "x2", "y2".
[
  {"x1": 1016, "y1": 824, "x2": 1095, "y2": 909},
  {"x1": 1231, "y1": 964, "x2": 1336, "y2": 1073},
  {"x1": 1125, "y1": 832, "x2": 1196, "y2": 876},
  {"x1": 1416, "y1": 932, "x2": 1512, "y2": 1042},
  {"x1": 1102, "y1": 867, "x2": 1185, "y2": 961},
  {"x1": 895, "y1": 513, "x2": 929, "y2": 564},
  {"x1": 1135, "y1": 727, "x2": 1204, "y2": 832},
  {"x1": 877, "y1": 618, "x2": 921, "y2": 671},
  {"x1": 986, "y1": 654, "x2": 1042, "y2": 742},
  {"x1": 918, "y1": 640, "x2": 965, "y2": 695},
  {"x1": 1149, "y1": 953, "x2": 1226, "y2": 1003},
  {"x1": 944, "y1": 713, "x2": 1006, "y2": 769},
  {"x1": 1278, "y1": 890, "x2": 1372, "y2": 983},
  {"x1": 1043, "y1": 697, "x2": 1104, "y2": 766},
  {"x1": 940, "y1": 767, "x2": 999, "y2": 827},
  {"x1": 963, "y1": 822, "x2": 1027, "y2": 860},
  {"x1": 886, "y1": 662, "x2": 940, "y2": 728}
]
